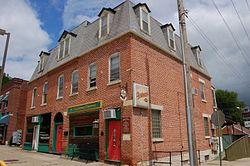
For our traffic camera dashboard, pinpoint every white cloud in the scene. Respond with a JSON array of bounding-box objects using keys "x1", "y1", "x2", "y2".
[{"x1": 0, "y1": 0, "x2": 51, "y2": 80}]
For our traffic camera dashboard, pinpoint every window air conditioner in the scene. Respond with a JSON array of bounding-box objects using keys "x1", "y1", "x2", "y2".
[
  {"x1": 32, "y1": 116, "x2": 39, "y2": 123},
  {"x1": 103, "y1": 109, "x2": 116, "y2": 119}
]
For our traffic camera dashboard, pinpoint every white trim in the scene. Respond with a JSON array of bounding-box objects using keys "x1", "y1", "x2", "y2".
[
  {"x1": 202, "y1": 113, "x2": 210, "y2": 118},
  {"x1": 31, "y1": 87, "x2": 37, "y2": 108},
  {"x1": 199, "y1": 78, "x2": 205, "y2": 83},
  {"x1": 57, "y1": 74, "x2": 64, "y2": 99},
  {"x1": 150, "y1": 104, "x2": 163, "y2": 111},
  {"x1": 107, "y1": 79, "x2": 121, "y2": 86},
  {"x1": 167, "y1": 27, "x2": 176, "y2": 50},
  {"x1": 108, "y1": 52, "x2": 120, "y2": 83},
  {"x1": 139, "y1": 6, "x2": 150, "y2": 35},
  {"x1": 99, "y1": 14, "x2": 109, "y2": 38},
  {"x1": 41, "y1": 82, "x2": 48, "y2": 105},
  {"x1": 152, "y1": 138, "x2": 164, "y2": 142},
  {"x1": 199, "y1": 78, "x2": 206, "y2": 100},
  {"x1": 58, "y1": 35, "x2": 71, "y2": 60},
  {"x1": 86, "y1": 86, "x2": 97, "y2": 92},
  {"x1": 71, "y1": 70, "x2": 79, "y2": 95},
  {"x1": 88, "y1": 62, "x2": 97, "y2": 89}
]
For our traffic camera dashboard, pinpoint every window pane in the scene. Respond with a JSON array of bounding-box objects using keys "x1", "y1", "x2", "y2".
[
  {"x1": 200, "y1": 82, "x2": 205, "y2": 100},
  {"x1": 59, "y1": 42, "x2": 64, "y2": 59},
  {"x1": 64, "y1": 37, "x2": 70, "y2": 56},
  {"x1": 204, "y1": 117, "x2": 209, "y2": 136},
  {"x1": 142, "y1": 21, "x2": 149, "y2": 32},
  {"x1": 71, "y1": 71, "x2": 78, "y2": 94},
  {"x1": 142, "y1": 10, "x2": 148, "y2": 22},
  {"x1": 74, "y1": 126, "x2": 92, "y2": 137},
  {"x1": 32, "y1": 88, "x2": 36, "y2": 107},
  {"x1": 110, "y1": 55, "x2": 120, "y2": 81},
  {"x1": 43, "y1": 83, "x2": 48, "y2": 104},
  {"x1": 89, "y1": 64, "x2": 96, "y2": 88},
  {"x1": 58, "y1": 76, "x2": 64, "y2": 98},
  {"x1": 152, "y1": 110, "x2": 161, "y2": 138},
  {"x1": 101, "y1": 15, "x2": 108, "y2": 37}
]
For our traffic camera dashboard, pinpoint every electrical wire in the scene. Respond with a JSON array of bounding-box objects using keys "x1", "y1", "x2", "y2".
[
  {"x1": 211, "y1": 0, "x2": 250, "y2": 66},
  {"x1": 230, "y1": 0, "x2": 250, "y2": 44}
]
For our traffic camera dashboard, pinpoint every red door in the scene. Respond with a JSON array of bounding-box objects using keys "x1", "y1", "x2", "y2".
[
  {"x1": 108, "y1": 120, "x2": 121, "y2": 161},
  {"x1": 56, "y1": 124, "x2": 63, "y2": 153}
]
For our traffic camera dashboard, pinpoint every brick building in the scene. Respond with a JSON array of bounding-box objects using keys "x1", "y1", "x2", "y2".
[
  {"x1": 23, "y1": 1, "x2": 215, "y2": 165},
  {"x1": 0, "y1": 78, "x2": 28, "y2": 145}
]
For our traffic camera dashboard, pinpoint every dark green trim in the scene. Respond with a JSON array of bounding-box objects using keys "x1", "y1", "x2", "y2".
[
  {"x1": 68, "y1": 100, "x2": 102, "y2": 115},
  {"x1": 52, "y1": 123, "x2": 56, "y2": 152},
  {"x1": 115, "y1": 108, "x2": 121, "y2": 120},
  {"x1": 38, "y1": 143, "x2": 49, "y2": 153},
  {"x1": 69, "y1": 110, "x2": 99, "y2": 116},
  {"x1": 23, "y1": 142, "x2": 32, "y2": 151}
]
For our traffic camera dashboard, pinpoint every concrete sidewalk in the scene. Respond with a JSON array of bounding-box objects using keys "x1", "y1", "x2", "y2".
[
  {"x1": 0, "y1": 145, "x2": 108, "y2": 166},
  {"x1": 201, "y1": 158, "x2": 250, "y2": 166}
]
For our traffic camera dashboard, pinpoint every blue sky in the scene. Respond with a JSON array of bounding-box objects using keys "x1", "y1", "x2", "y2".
[{"x1": 0, "y1": 0, "x2": 250, "y2": 105}]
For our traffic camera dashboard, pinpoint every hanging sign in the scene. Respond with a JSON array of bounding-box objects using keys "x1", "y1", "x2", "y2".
[{"x1": 133, "y1": 83, "x2": 149, "y2": 108}]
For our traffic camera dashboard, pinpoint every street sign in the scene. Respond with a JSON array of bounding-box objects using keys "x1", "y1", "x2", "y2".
[{"x1": 211, "y1": 110, "x2": 225, "y2": 127}]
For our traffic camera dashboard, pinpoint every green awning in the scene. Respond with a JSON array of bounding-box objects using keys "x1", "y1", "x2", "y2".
[{"x1": 0, "y1": 114, "x2": 10, "y2": 125}]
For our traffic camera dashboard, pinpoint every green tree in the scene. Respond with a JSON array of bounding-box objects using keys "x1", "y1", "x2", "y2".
[
  {"x1": 2, "y1": 73, "x2": 12, "y2": 86},
  {"x1": 216, "y1": 89, "x2": 245, "y2": 123}
]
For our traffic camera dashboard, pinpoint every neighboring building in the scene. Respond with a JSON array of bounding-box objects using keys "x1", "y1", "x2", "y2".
[
  {"x1": 0, "y1": 78, "x2": 28, "y2": 145},
  {"x1": 23, "y1": 1, "x2": 215, "y2": 165}
]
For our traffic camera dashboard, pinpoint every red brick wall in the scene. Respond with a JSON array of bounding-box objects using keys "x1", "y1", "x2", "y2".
[{"x1": 25, "y1": 32, "x2": 214, "y2": 165}]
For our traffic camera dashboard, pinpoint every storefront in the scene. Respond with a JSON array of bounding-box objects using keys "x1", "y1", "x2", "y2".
[
  {"x1": 24, "y1": 113, "x2": 51, "y2": 152},
  {"x1": 0, "y1": 114, "x2": 10, "y2": 144}
]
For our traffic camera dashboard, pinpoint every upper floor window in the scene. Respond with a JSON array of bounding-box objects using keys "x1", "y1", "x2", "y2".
[
  {"x1": 42, "y1": 82, "x2": 48, "y2": 104},
  {"x1": 140, "y1": 8, "x2": 150, "y2": 34},
  {"x1": 196, "y1": 49, "x2": 202, "y2": 66},
  {"x1": 168, "y1": 28, "x2": 175, "y2": 50},
  {"x1": 57, "y1": 75, "x2": 64, "y2": 99},
  {"x1": 99, "y1": 14, "x2": 108, "y2": 38},
  {"x1": 39, "y1": 56, "x2": 44, "y2": 72},
  {"x1": 109, "y1": 53, "x2": 120, "y2": 82},
  {"x1": 31, "y1": 87, "x2": 37, "y2": 108},
  {"x1": 199, "y1": 79, "x2": 206, "y2": 101},
  {"x1": 89, "y1": 63, "x2": 97, "y2": 88},
  {"x1": 58, "y1": 36, "x2": 70, "y2": 60},
  {"x1": 71, "y1": 70, "x2": 79, "y2": 94}
]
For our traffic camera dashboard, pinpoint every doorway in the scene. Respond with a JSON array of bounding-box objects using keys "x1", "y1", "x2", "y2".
[
  {"x1": 108, "y1": 120, "x2": 121, "y2": 161},
  {"x1": 32, "y1": 125, "x2": 40, "y2": 151},
  {"x1": 53, "y1": 112, "x2": 63, "y2": 153}
]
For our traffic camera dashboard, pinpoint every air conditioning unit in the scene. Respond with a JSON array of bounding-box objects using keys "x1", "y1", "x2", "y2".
[
  {"x1": 103, "y1": 109, "x2": 116, "y2": 119},
  {"x1": 192, "y1": 88, "x2": 198, "y2": 95},
  {"x1": 32, "y1": 116, "x2": 39, "y2": 123}
]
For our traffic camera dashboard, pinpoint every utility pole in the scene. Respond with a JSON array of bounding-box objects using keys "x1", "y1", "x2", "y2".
[
  {"x1": 0, "y1": 29, "x2": 10, "y2": 91},
  {"x1": 177, "y1": 0, "x2": 198, "y2": 165}
]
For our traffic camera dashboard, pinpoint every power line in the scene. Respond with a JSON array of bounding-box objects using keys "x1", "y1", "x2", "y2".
[
  {"x1": 187, "y1": 15, "x2": 242, "y2": 79},
  {"x1": 211, "y1": 0, "x2": 250, "y2": 66},
  {"x1": 230, "y1": 0, "x2": 250, "y2": 44},
  {"x1": 246, "y1": 0, "x2": 250, "y2": 11}
]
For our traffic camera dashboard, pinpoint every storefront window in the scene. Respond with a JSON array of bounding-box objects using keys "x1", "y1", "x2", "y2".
[{"x1": 74, "y1": 126, "x2": 92, "y2": 137}]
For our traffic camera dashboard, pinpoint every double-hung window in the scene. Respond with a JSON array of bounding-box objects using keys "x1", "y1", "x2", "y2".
[
  {"x1": 31, "y1": 87, "x2": 37, "y2": 108},
  {"x1": 39, "y1": 56, "x2": 44, "y2": 72},
  {"x1": 152, "y1": 110, "x2": 161, "y2": 139},
  {"x1": 196, "y1": 49, "x2": 202, "y2": 66},
  {"x1": 57, "y1": 75, "x2": 64, "y2": 99},
  {"x1": 89, "y1": 63, "x2": 97, "y2": 88},
  {"x1": 199, "y1": 79, "x2": 206, "y2": 101},
  {"x1": 42, "y1": 82, "x2": 48, "y2": 104},
  {"x1": 99, "y1": 14, "x2": 108, "y2": 38},
  {"x1": 109, "y1": 54, "x2": 120, "y2": 82},
  {"x1": 203, "y1": 117, "x2": 209, "y2": 137},
  {"x1": 58, "y1": 37, "x2": 70, "y2": 60},
  {"x1": 140, "y1": 8, "x2": 150, "y2": 34},
  {"x1": 71, "y1": 70, "x2": 79, "y2": 94},
  {"x1": 168, "y1": 28, "x2": 175, "y2": 50}
]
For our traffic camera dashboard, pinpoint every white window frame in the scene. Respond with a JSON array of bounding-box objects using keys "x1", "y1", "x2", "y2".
[
  {"x1": 71, "y1": 70, "x2": 79, "y2": 95},
  {"x1": 57, "y1": 75, "x2": 64, "y2": 99},
  {"x1": 139, "y1": 6, "x2": 151, "y2": 35},
  {"x1": 58, "y1": 36, "x2": 71, "y2": 60},
  {"x1": 39, "y1": 56, "x2": 44, "y2": 72},
  {"x1": 199, "y1": 78, "x2": 206, "y2": 102},
  {"x1": 42, "y1": 82, "x2": 48, "y2": 105},
  {"x1": 109, "y1": 53, "x2": 120, "y2": 84},
  {"x1": 167, "y1": 27, "x2": 176, "y2": 50},
  {"x1": 99, "y1": 13, "x2": 110, "y2": 38},
  {"x1": 196, "y1": 49, "x2": 202, "y2": 66},
  {"x1": 88, "y1": 62, "x2": 97, "y2": 89},
  {"x1": 203, "y1": 114, "x2": 211, "y2": 138},
  {"x1": 31, "y1": 87, "x2": 37, "y2": 108}
]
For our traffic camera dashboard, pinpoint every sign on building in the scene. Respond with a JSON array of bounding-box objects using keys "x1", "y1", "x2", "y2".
[
  {"x1": 133, "y1": 83, "x2": 149, "y2": 108},
  {"x1": 244, "y1": 121, "x2": 250, "y2": 128}
]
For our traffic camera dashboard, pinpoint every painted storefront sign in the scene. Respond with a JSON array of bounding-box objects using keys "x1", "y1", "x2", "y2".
[
  {"x1": 133, "y1": 83, "x2": 149, "y2": 108},
  {"x1": 68, "y1": 100, "x2": 102, "y2": 115}
]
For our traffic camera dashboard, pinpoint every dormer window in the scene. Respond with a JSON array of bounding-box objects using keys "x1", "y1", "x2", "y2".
[
  {"x1": 58, "y1": 36, "x2": 70, "y2": 60},
  {"x1": 39, "y1": 56, "x2": 44, "y2": 72},
  {"x1": 140, "y1": 7, "x2": 150, "y2": 34},
  {"x1": 98, "y1": 8, "x2": 115, "y2": 39},
  {"x1": 192, "y1": 46, "x2": 202, "y2": 67},
  {"x1": 168, "y1": 27, "x2": 175, "y2": 50}
]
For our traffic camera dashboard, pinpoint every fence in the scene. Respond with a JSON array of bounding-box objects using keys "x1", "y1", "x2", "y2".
[{"x1": 225, "y1": 135, "x2": 250, "y2": 161}]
